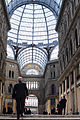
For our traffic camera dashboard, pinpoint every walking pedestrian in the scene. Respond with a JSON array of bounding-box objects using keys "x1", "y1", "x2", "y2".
[{"x1": 12, "y1": 76, "x2": 28, "y2": 120}]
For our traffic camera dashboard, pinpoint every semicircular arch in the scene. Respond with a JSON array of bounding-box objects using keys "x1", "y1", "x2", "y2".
[
  {"x1": 17, "y1": 46, "x2": 48, "y2": 70},
  {"x1": 7, "y1": 0, "x2": 60, "y2": 19},
  {"x1": 28, "y1": 91, "x2": 41, "y2": 103}
]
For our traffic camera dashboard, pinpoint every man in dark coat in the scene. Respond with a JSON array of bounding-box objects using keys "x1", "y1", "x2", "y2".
[
  {"x1": 57, "y1": 100, "x2": 63, "y2": 115},
  {"x1": 12, "y1": 77, "x2": 28, "y2": 120},
  {"x1": 61, "y1": 96, "x2": 67, "y2": 115}
]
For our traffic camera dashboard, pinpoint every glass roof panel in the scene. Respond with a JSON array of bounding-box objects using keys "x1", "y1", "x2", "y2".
[
  {"x1": 6, "y1": 1, "x2": 62, "y2": 73},
  {"x1": 50, "y1": 45, "x2": 59, "y2": 60},
  {"x1": 26, "y1": 69, "x2": 39, "y2": 75},
  {"x1": 7, "y1": 4, "x2": 58, "y2": 46},
  {"x1": 7, "y1": 44, "x2": 14, "y2": 59},
  {"x1": 17, "y1": 47, "x2": 48, "y2": 70}
]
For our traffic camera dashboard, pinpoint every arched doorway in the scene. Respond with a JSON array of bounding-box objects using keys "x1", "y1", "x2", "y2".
[{"x1": 25, "y1": 94, "x2": 38, "y2": 114}]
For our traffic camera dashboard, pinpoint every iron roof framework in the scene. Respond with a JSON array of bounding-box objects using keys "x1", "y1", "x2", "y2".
[{"x1": 6, "y1": 0, "x2": 62, "y2": 74}]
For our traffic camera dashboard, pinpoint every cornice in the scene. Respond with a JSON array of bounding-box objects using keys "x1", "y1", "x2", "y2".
[
  {"x1": 2, "y1": 0, "x2": 11, "y2": 30},
  {"x1": 55, "y1": 0, "x2": 65, "y2": 31},
  {"x1": 58, "y1": 46, "x2": 80, "y2": 82}
]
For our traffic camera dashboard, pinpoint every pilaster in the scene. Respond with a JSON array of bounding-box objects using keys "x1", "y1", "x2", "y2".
[
  {"x1": 13, "y1": 99, "x2": 16, "y2": 114},
  {"x1": 59, "y1": 85, "x2": 61, "y2": 101},
  {"x1": 69, "y1": 74, "x2": 72, "y2": 114},
  {"x1": 65, "y1": 78, "x2": 68, "y2": 114},
  {"x1": 74, "y1": 67, "x2": 78, "y2": 113}
]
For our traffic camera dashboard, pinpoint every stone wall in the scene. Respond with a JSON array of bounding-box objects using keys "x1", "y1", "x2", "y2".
[
  {"x1": 44, "y1": 60, "x2": 59, "y2": 114},
  {"x1": 23, "y1": 76, "x2": 45, "y2": 114},
  {"x1": 56, "y1": 0, "x2": 80, "y2": 114},
  {"x1": 4, "y1": 58, "x2": 20, "y2": 113},
  {"x1": 0, "y1": 0, "x2": 10, "y2": 113}
]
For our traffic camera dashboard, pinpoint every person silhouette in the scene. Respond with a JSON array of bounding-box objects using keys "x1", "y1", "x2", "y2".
[
  {"x1": 28, "y1": 108, "x2": 31, "y2": 114},
  {"x1": 3, "y1": 106, "x2": 6, "y2": 115},
  {"x1": 12, "y1": 76, "x2": 28, "y2": 120},
  {"x1": 51, "y1": 107, "x2": 55, "y2": 114},
  {"x1": 61, "y1": 96, "x2": 67, "y2": 115}
]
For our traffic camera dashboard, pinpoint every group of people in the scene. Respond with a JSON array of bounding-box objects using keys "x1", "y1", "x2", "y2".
[
  {"x1": 51, "y1": 97, "x2": 67, "y2": 115},
  {"x1": 24, "y1": 108, "x2": 31, "y2": 115},
  {"x1": 43, "y1": 110, "x2": 48, "y2": 115},
  {"x1": 43, "y1": 96, "x2": 67, "y2": 115}
]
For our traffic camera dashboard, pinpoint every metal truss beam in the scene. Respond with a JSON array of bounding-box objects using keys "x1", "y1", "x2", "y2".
[
  {"x1": 17, "y1": 5, "x2": 26, "y2": 45},
  {"x1": 7, "y1": 42, "x2": 15, "y2": 58}
]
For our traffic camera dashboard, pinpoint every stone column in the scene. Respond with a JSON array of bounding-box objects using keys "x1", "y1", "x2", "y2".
[
  {"x1": 13, "y1": 99, "x2": 16, "y2": 114},
  {"x1": 0, "y1": 97, "x2": 2, "y2": 113},
  {"x1": 74, "y1": 68, "x2": 78, "y2": 113},
  {"x1": 59, "y1": 85, "x2": 61, "y2": 101},
  {"x1": 69, "y1": 74, "x2": 72, "y2": 114},
  {"x1": 0, "y1": 82, "x2": 1, "y2": 95},
  {"x1": 0, "y1": 82, "x2": 3, "y2": 113},
  {"x1": 27, "y1": 81, "x2": 28, "y2": 89},
  {"x1": 46, "y1": 99, "x2": 50, "y2": 114},
  {"x1": 5, "y1": 99, "x2": 7, "y2": 113},
  {"x1": 38, "y1": 103, "x2": 44, "y2": 114},
  {"x1": 65, "y1": 78, "x2": 68, "y2": 114},
  {"x1": 1, "y1": 82, "x2": 2, "y2": 95},
  {"x1": 62, "y1": 82, "x2": 64, "y2": 97},
  {"x1": 2, "y1": 97, "x2": 4, "y2": 112}
]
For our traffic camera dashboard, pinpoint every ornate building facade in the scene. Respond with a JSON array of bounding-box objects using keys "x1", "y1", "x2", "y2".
[
  {"x1": 56, "y1": 0, "x2": 80, "y2": 114},
  {"x1": 44, "y1": 60, "x2": 59, "y2": 114},
  {"x1": 3, "y1": 0, "x2": 61, "y2": 115},
  {"x1": 1, "y1": 0, "x2": 80, "y2": 116},
  {"x1": 5, "y1": 58, "x2": 20, "y2": 114},
  {"x1": 4, "y1": 58, "x2": 59, "y2": 114},
  {"x1": 0, "y1": 0, "x2": 10, "y2": 113}
]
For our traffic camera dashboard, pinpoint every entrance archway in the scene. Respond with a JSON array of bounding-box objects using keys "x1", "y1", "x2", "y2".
[{"x1": 25, "y1": 94, "x2": 38, "y2": 114}]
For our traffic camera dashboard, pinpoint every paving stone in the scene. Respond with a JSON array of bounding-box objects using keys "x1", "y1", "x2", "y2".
[{"x1": 0, "y1": 115, "x2": 80, "y2": 120}]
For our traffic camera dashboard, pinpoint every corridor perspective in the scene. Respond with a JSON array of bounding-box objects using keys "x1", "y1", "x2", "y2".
[{"x1": 0, "y1": 0, "x2": 80, "y2": 119}]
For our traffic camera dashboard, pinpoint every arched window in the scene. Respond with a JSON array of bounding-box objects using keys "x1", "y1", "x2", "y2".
[
  {"x1": 60, "y1": 84, "x2": 62, "y2": 94},
  {"x1": 8, "y1": 84, "x2": 13, "y2": 94},
  {"x1": 77, "y1": 63, "x2": 80, "y2": 80},
  {"x1": 63, "y1": 80, "x2": 65, "y2": 92},
  {"x1": 51, "y1": 98, "x2": 55, "y2": 105},
  {"x1": 53, "y1": 71, "x2": 55, "y2": 78},
  {"x1": 75, "y1": 29, "x2": 78, "y2": 48},
  {"x1": 12, "y1": 71, "x2": 14, "y2": 78},
  {"x1": 63, "y1": 54, "x2": 65, "y2": 68},
  {"x1": 67, "y1": 76, "x2": 69, "y2": 89},
  {"x1": 51, "y1": 84, "x2": 56, "y2": 95},
  {"x1": 51, "y1": 72, "x2": 52, "y2": 78},
  {"x1": 9, "y1": 70, "x2": 11, "y2": 78},
  {"x1": 1, "y1": 53, "x2": 2, "y2": 60},
  {"x1": 78, "y1": 63, "x2": 80, "y2": 75},
  {"x1": 66, "y1": 47, "x2": 68, "y2": 62},
  {"x1": 71, "y1": 71, "x2": 74, "y2": 85},
  {"x1": 70, "y1": 39, "x2": 73, "y2": 56},
  {"x1": 25, "y1": 94, "x2": 38, "y2": 114}
]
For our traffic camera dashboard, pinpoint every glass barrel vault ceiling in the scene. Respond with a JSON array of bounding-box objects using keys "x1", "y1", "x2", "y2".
[
  {"x1": 6, "y1": 0, "x2": 62, "y2": 75},
  {"x1": 8, "y1": 4, "x2": 58, "y2": 46}
]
